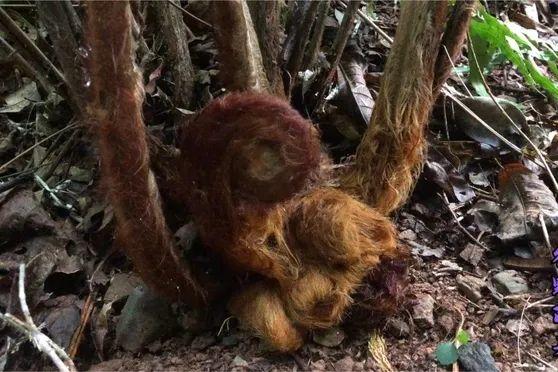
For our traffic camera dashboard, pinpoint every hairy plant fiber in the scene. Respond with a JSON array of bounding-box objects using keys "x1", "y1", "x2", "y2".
[
  {"x1": 86, "y1": 1, "x2": 411, "y2": 353},
  {"x1": 85, "y1": 1, "x2": 209, "y2": 306},
  {"x1": 342, "y1": 1, "x2": 448, "y2": 214},
  {"x1": 180, "y1": 93, "x2": 402, "y2": 351}
]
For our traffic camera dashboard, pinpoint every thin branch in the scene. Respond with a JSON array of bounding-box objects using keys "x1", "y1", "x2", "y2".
[
  {"x1": 285, "y1": 1, "x2": 320, "y2": 86},
  {"x1": 432, "y1": 0, "x2": 476, "y2": 97},
  {"x1": 0, "y1": 36, "x2": 53, "y2": 93},
  {"x1": 0, "y1": 8, "x2": 65, "y2": 83},
  {"x1": 0, "y1": 264, "x2": 76, "y2": 372},
  {"x1": 340, "y1": 0, "x2": 393, "y2": 44},
  {"x1": 303, "y1": 0, "x2": 329, "y2": 69},
  {"x1": 0, "y1": 123, "x2": 78, "y2": 172},
  {"x1": 314, "y1": 0, "x2": 360, "y2": 111},
  {"x1": 167, "y1": 0, "x2": 213, "y2": 29}
]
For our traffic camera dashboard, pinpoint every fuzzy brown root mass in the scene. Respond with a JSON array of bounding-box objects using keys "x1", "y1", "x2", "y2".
[
  {"x1": 86, "y1": 0, "x2": 417, "y2": 353},
  {"x1": 179, "y1": 93, "x2": 403, "y2": 351}
]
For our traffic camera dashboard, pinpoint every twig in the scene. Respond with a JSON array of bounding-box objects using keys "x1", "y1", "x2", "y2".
[
  {"x1": 67, "y1": 293, "x2": 94, "y2": 359},
  {"x1": 340, "y1": 0, "x2": 393, "y2": 44},
  {"x1": 538, "y1": 213, "x2": 558, "y2": 277},
  {"x1": 525, "y1": 351, "x2": 558, "y2": 371},
  {"x1": 0, "y1": 123, "x2": 77, "y2": 172},
  {"x1": 516, "y1": 296, "x2": 531, "y2": 366},
  {"x1": 303, "y1": 0, "x2": 330, "y2": 69},
  {"x1": 442, "y1": 46, "x2": 473, "y2": 98},
  {"x1": 0, "y1": 264, "x2": 76, "y2": 372},
  {"x1": 440, "y1": 192, "x2": 489, "y2": 250},
  {"x1": 0, "y1": 8, "x2": 65, "y2": 83},
  {"x1": 0, "y1": 36, "x2": 52, "y2": 93},
  {"x1": 314, "y1": 0, "x2": 360, "y2": 111},
  {"x1": 285, "y1": 0, "x2": 320, "y2": 89},
  {"x1": 34, "y1": 174, "x2": 73, "y2": 210},
  {"x1": 525, "y1": 295, "x2": 554, "y2": 309},
  {"x1": 167, "y1": 0, "x2": 213, "y2": 29},
  {"x1": 43, "y1": 130, "x2": 79, "y2": 182}
]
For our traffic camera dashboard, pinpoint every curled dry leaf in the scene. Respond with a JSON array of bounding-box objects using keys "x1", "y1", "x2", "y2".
[
  {"x1": 497, "y1": 163, "x2": 558, "y2": 241},
  {"x1": 339, "y1": 48, "x2": 374, "y2": 130},
  {"x1": 450, "y1": 97, "x2": 527, "y2": 149}
]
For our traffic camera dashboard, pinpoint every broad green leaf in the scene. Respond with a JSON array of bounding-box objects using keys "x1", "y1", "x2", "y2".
[
  {"x1": 468, "y1": 7, "x2": 558, "y2": 100},
  {"x1": 456, "y1": 329, "x2": 470, "y2": 345},
  {"x1": 435, "y1": 342, "x2": 459, "y2": 366}
]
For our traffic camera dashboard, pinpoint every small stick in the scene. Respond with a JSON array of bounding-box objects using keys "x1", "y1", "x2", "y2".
[
  {"x1": 0, "y1": 36, "x2": 52, "y2": 93},
  {"x1": 303, "y1": 0, "x2": 330, "y2": 69},
  {"x1": 525, "y1": 351, "x2": 558, "y2": 371},
  {"x1": 340, "y1": 0, "x2": 393, "y2": 44},
  {"x1": 0, "y1": 264, "x2": 77, "y2": 372},
  {"x1": 0, "y1": 8, "x2": 65, "y2": 83},
  {"x1": 516, "y1": 296, "x2": 531, "y2": 366},
  {"x1": 314, "y1": 0, "x2": 360, "y2": 111},
  {"x1": 440, "y1": 192, "x2": 489, "y2": 251},
  {"x1": 67, "y1": 293, "x2": 94, "y2": 359},
  {"x1": 0, "y1": 123, "x2": 77, "y2": 172},
  {"x1": 167, "y1": 0, "x2": 212, "y2": 29},
  {"x1": 538, "y1": 213, "x2": 558, "y2": 277}
]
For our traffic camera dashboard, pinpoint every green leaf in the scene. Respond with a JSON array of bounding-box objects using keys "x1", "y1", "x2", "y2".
[
  {"x1": 468, "y1": 7, "x2": 558, "y2": 100},
  {"x1": 436, "y1": 342, "x2": 459, "y2": 366},
  {"x1": 456, "y1": 329, "x2": 470, "y2": 345}
]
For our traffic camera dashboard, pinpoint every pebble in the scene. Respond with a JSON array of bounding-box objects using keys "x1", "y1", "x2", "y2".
[
  {"x1": 115, "y1": 286, "x2": 176, "y2": 352},
  {"x1": 334, "y1": 356, "x2": 355, "y2": 371},
  {"x1": 386, "y1": 318, "x2": 410, "y2": 338},
  {"x1": 456, "y1": 274, "x2": 485, "y2": 302},
  {"x1": 493, "y1": 270, "x2": 528, "y2": 295},
  {"x1": 231, "y1": 356, "x2": 249, "y2": 368},
  {"x1": 458, "y1": 342, "x2": 498, "y2": 372},
  {"x1": 312, "y1": 327, "x2": 346, "y2": 347},
  {"x1": 412, "y1": 294, "x2": 435, "y2": 327}
]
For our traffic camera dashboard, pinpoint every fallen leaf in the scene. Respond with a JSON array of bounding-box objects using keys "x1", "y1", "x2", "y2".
[
  {"x1": 497, "y1": 163, "x2": 558, "y2": 241},
  {"x1": 451, "y1": 97, "x2": 527, "y2": 149}
]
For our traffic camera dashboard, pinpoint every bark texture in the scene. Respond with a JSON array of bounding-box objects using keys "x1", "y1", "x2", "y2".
[
  {"x1": 211, "y1": 0, "x2": 270, "y2": 92},
  {"x1": 149, "y1": 0, "x2": 195, "y2": 108}
]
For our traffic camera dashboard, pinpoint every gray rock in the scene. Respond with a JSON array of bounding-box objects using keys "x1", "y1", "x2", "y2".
[
  {"x1": 334, "y1": 356, "x2": 355, "y2": 371},
  {"x1": 386, "y1": 318, "x2": 410, "y2": 338},
  {"x1": 222, "y1": 334, "x2": 239, "y2": 346},
  {"x1": 231, "y1": 355, "x2": 249, "y2": 368},
  {"x1": 115, "y1": 286, "x2": 176, "y2": 352},
  {"x1": 493, "y1": 270, "x2": 528, "y2": 295},
  {"x1": 459, "y1": 244, "x2": 484, "y2": 266},
  {"x1": 456, "y1": 274, "x2": 486, "y2": 302},
  {"x1": 412, "y1": 294, "x2": 435, "y2": 327},
  {"x1": 457, "y1": 342, "x2": 498, "y2": 372},
  {"x1": 313, "y1": 327, "x2": 346, "y2": 347},
  {"x1": 505, "y1": 319, "x2": 530, "y2": 336}
]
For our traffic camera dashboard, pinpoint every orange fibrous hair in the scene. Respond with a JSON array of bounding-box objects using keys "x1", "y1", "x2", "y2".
[
  {"x1": 86, "y1": 1, "x2": 211, "y2": 306},
  {"x1": 85, "y1": 0, "x2": 417, "y2": 354},
  {"x1": 179, "y1": 93, "x2": 402, "y2": 351}
]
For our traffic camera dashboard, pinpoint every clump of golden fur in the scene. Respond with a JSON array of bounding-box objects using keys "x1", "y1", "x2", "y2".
[
  {"x1": 180, "y1": 94, "x2": 401, "y2": 351},
  {"x1": 86, "y1": 0, "x2": 417, "y2": 353}
]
